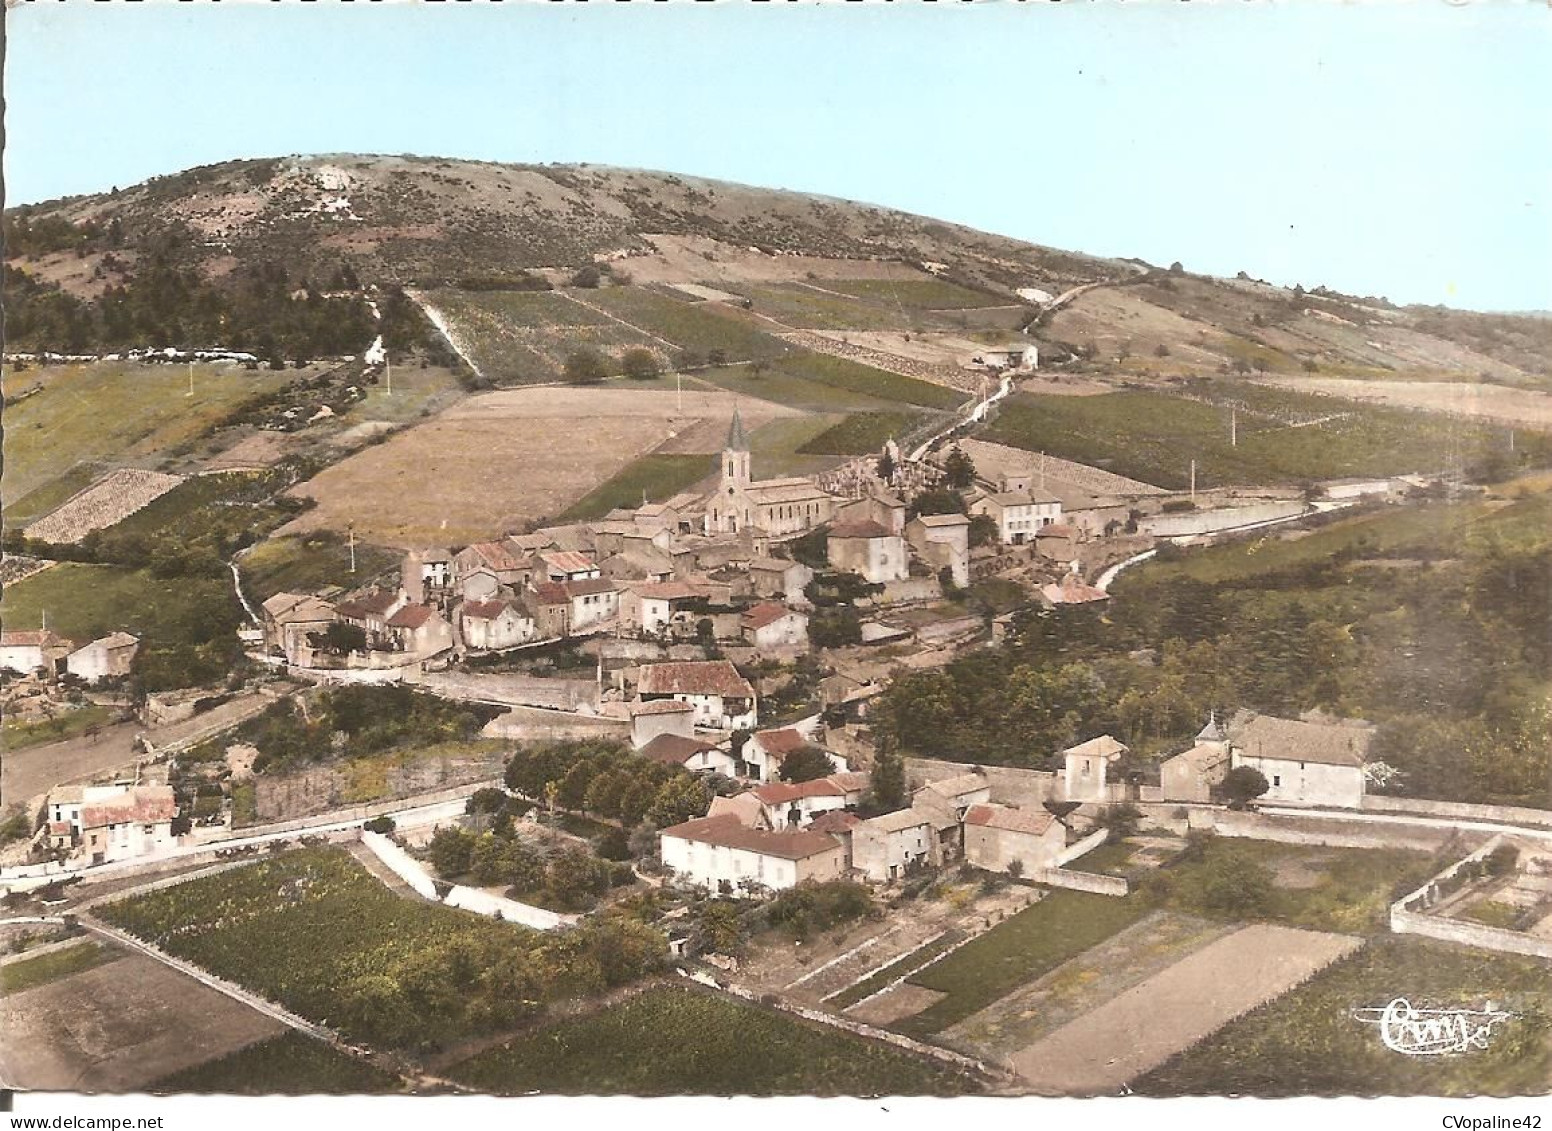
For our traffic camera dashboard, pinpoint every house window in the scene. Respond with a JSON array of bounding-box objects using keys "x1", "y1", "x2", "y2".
[{"x1": 1273, "y1": 774, "x2": 1282, "y2": 787}]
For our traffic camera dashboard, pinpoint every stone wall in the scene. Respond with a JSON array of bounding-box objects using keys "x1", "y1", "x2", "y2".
[
  {"x1": 906, "y1": 758, "x2": 1059, "y2": 808},
  {"x1": 1364, "y1": 794, "x2": 1552, "y2": 830},
  {"x1": 1389, "y1": 835, "x2": 1552, "y2": 960},
  {"x1": 445, "y1": 884, "x2": 575, "y2": 931},
  {"x1": 1029, "y1": 867, "x2": 1129, "y2": 897},
  {"x1": 360, "y1": 830, "x2": 439, "y2": 900},
  {"x1": 1204, "y1": 807, "x2": 1469, "y2": 852}
]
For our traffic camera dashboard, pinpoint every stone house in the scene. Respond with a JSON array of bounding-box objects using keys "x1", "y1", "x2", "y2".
[
  {"x1": 335, "y1": 589, "x2": 407, "y2": 642},
  {"x1": 906, "y1": 513, "x2": 971, "y2": 588},
  {"x1": 970, "y1": 491, "x2": 1062, "y2": 545},
  {"x1": 752, "y1": 772, "x2": 869, "y2": 830},
  {"x1": 748, "y1": 557, "x2": 814, "y2": 603},
  {"x1": 852, "y1": 807, "x2": 938, "y2": 882},
  {"x1": 401, "y1": 547, "x2": 453, "y2": 604},
  {"x1": 962, "y1": 803, "x2": 1065, "y2": 873},
  {"x1": 539, "y1": 550, "x2": 601, "y2": 583},
  {"x1": 742, "y1": 726, "x2": 809, "y2": 783},
  {"x1": 741, "y1": 602, "x2": 809, "y2": 650},
  {"x1": 260, "y1": 593, "x2": 338, "y2": 665},
  {"x1": 827, "y1": 520, "x2": 909, "y2": 585},
  {"x1": 638, "y1": 733, "x2": 739, "y2": 777},
  {"x1": 1229, "y1": 713, "x2": 1372, "y2": 809},
  {"x1": 630, "y1": 700, "x2": 697, "y2": 749},
  {"x1": 1159, "y1": 717, "x2": 1234, "y2": 803},
  {"x1": 385, "y1": 604, "x2": 454, "y2": 657},
  {"x1": 459, "y1": 599, "x2": 536, "y2": 652},
  {"x1": 0, "y1": 629, "x2": 74, "y2": 677},
  {"x1": 1062, "y1": 735, "x2": 1128, "y2": 802}
]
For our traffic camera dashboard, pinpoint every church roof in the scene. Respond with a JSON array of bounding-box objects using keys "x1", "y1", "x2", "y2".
[{"x1": 726, "y1": 407, "x2": 750, "y2": 452}]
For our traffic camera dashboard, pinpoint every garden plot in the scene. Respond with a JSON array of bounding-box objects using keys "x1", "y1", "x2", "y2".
[
  {"x1": 24, "y1": 468, "x2": 184, "y2": 544},
  {"x1": 1006, "y1": 923, "x2": 1360, "y2": 1096},
  {"x1": 279, "y1": 386, "x2": 802, "y2": 546},
  {"x1": 0, "y1": 945, "x2": 286, "y2": 1092},
  {"x1": 1258, "y1": 377, "x2": 1552, "y2": 431}
]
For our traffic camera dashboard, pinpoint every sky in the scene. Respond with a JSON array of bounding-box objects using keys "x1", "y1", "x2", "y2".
[{"x1": 5, "y1": 1, "x2": 1549, "y2": 312}]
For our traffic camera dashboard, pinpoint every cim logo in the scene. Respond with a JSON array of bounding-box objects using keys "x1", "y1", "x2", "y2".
[{"x1": 1354, "y1": 998, "x2": 1514, "y2": 1056}]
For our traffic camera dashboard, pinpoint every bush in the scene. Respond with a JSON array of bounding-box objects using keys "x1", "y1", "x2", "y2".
[
  {"x1": 362, "y1": 816, "x2": 396, "y2": 835},
  {"x1": 571, "y1": 265, "x2": 602, "y2": 289},
  {"x1": 765, "y1": 880, "x2": 875, "y2": 941},
  {"x1": 621, "y1": 348, "x2": 660, "y2": 381}
]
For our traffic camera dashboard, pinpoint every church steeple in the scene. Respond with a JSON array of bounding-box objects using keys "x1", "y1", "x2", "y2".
[{"x1": 726, "y1": 405, "x2": 750, "y2": 452}]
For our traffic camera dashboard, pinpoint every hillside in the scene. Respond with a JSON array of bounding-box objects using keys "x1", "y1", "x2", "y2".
[{"x1": 6, "y1": 154, "x2": 1552, "y2": 383}]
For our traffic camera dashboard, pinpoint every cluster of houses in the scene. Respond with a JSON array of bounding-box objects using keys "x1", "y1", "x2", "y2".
[
  {"x1": 0, "y1": 629, "x2": 140, "y2": 684},
  {"x1": 1159, "y1": 709, "x2": 1375, "y2": 810}
]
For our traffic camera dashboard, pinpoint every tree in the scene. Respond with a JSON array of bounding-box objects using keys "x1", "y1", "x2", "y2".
[
  {"x1": 910, "y1": 488, "x2": 968, "y2": 519},
  {"x1": 968, "y1": 513, "x2": 999, "y2": 548},
  {"x1": 1220, "y1": 765, "x2": 1270, "y2": 810},
  {"x1": 310, "y1": 621, "x2": 367, "y2": 656},
  {"x1": 868, "y1": 727, "x2": 907, "y2": 810},
  {"x1": 564, "y1": 347, "x2": 610, "y2": 385},
  {"x1": 428, "y1": 826, "x2": 474, "y2": 877},
  {"x1": 943, "y1": 446, "x2": 977, "y2": 490},
  {"x1": 780, "y1": 745, "x2": 835, "y2": 783},
  {"x1": 621, "y1": 348, "x2": 660, "y2": 380},
  {"x1": 877, "y1": 448, "x2": 897, "y2": 483},
  {"x1": 571, "y1": 264, "x2": 602, "y2": 288}
]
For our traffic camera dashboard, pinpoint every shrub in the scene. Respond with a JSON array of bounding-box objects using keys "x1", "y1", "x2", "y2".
[{"x1": 362, "y1": 816, "x2": 396, "y2": 835}]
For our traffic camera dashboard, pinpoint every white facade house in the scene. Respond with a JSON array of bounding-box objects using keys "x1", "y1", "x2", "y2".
[
  {"x1": 460, "y1": 599, "x2": 536, "y2": 652},
  {"x1": 827, "y1": 521, "x2": 909, "y2": 585},
  {"x1": 970, "y1": 491, "x2": 1063, "y2": 545},
  {"x1": 659, "y1": 814, "x2": 846, "y2": 895},
  {"x1": 565, "y1": 578, "x2": 620, "y2": 632},
  {"x1": 75, "y1": 785, "x2": 178, "y2": 865},
  {"x1": 1062, "y1": 735, "x2": 1128, "y2": 802},
  {"x1": 851, "y1": 808, "x2": 938, "y2": 882},
  {"x1": 1228, "y1": 714, "x2": 1372, "y2": 809},
  {"x1": 906, "y1": 513, "x2": 971, "y2": 589},
  {"x1": 971, "y1": 344, "x2": 1039, "y2": 371},
  {"x1": 636, "y1": 660, "x2": 758, "y2": 730},
  {"x1": 64, "y1": 632, "x2": 139, "y2": 683},
  {"x1": 741, "y1": 602, "x2": 809, "y2": 650},
  {"x1": 638, "y1": 734, "x2": 740, "y2": 777},
  {"x1": 752, "y1": 772, "x2": 869, "y2": 830}
]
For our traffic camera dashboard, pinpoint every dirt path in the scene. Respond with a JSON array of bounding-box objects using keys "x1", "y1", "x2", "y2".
[
  {"x1": 2, "y1": 722, "x2": 141, "y2": 810},
  {"x1": 1007, "y1": 923, "x2": 1361, "y2": 1096}
]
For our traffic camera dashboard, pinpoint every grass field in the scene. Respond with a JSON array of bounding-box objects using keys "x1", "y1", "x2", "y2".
[
  {"x1": 830, "y1": 932, "x2": 963, "y2": 1010},
  {"x1": 824, "y1": 278, "x2": 1008, "y2": 310},
  {"x1": 238, "y1": 533, "x2": 402, "y2": 602},
  {"x1": 774, "y1": 352, "x2": 966, "y2": 410},
  {"x1": 895, "y1": 890, "x2": 1148, "y2": 1037},
  {"x1": 0, "y1": 563, "x2": 240, "y2": 661},
  {"x1": 586, "y1": 287, "x2": 794, "y2": 363},
  {"x1": 559, "y1": 454, "x2": 712, "y2": 520},
  {"x1": 798, "y1": 410, "x2": 922, "y2": 455},
  {"x1": 151, "y1": 1032, "x2": 405, "y2": 1095},
  {"x1": 690, "y1": 363, "x2": 887, "y2": 413},
  {"x1": 2, "y1": 705, "x2": 120, "y2": 753},
  {"x1": 448, "y1": 986, "x2": 981, "y2": 1096},
  {"x1": 736, "y1": 284, "x2": 909, "y2": 332},
  {"x1": 100, "y1": 467, "x2": 298, "y2": 543},
  {"x1": 1134, "y1": 936, "x2": 1552, "y2": 1097},
  {"x1": 0, "y1": 941, "x2": 119, "y2": 996},
  {"x1": 983, "y1": 384, "x2": 1544, "y2": 489},
  {"x1": 2, "y1": 361, "x2": 301, "y2": 502}
]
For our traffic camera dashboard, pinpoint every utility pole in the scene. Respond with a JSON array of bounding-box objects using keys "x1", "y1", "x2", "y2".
[
  {"x1": 1190, "y1": 459, "x2": 1197, "y2": 503},
  {"x1": 676, "y1": 369, "x2": 683, "y2": 414},
  {"x1": 385, "y1": 354, "x2": 392, "y2": 397},
  {"x1": 186, "y1": 362, "x2": 195, "y2": 398},
  {"x1": 1230, "y1": 408, "x2": 1237, "y2": 448},
  {"x1": 348, "y1": 524, "x2": 357, "y2": 574}
]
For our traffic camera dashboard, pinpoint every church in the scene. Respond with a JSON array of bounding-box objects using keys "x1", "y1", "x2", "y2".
[{"x1": 704, "y1": 408, "x2": 840, "y2": 538}]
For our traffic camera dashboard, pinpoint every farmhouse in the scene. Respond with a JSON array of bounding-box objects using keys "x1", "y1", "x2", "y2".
[
  {"x1": 385, "y1": 604, "x2": 454, "y2": 656},
  {"x1": 636, "y1": 659, "x2": 757, "y2": 730},
  {"x1": 638, "y1": 733, "x2": 738, "y2": 776},
  {"x1": 962, "y1": 803, "x2": 1065, "y2": 874},
  {"x1": 401, "y1": 547, "x2": 453, "y2": 603},
  {"x1": 564, "y1": 577, "x2": 620, "y2": 632},
  {"x1": 1229, "y1": 713, "x2": 1372, "y2": 809},
  {"x1": 742, "y1": 726, "x2": 834, "y2": 783},
  {"x1": 906, "y1": 513, "x2": 971, "y2": 588},
  {"x1": 459, "y1": 599, "x2": 536, "y2": 652},
  {"x1": 748, "y1": 557, "x2": 814, "y2": 603},
  {"x1": 618, "y1": 581, "x2": 710, "y2": 636},
  {"x1": 539, "y1": 550, "x2": 601, "y2": 583},
  {"x1": 970, "y1": 491, "x2": 1063, "y2": 545},
  {"x1": 77, "y1": 784, "x2": 178, "y2": 865},
  {"x1": 63, "y1": 632, "x2": 139, "y2": 683},
  {"x1": 704, "y1": 409, "x2": 840, "y2": 537},
  {"x1": 852, "y1": 807, "x2": 938, "y2": 882},
  {"x1": 970, "y1": 343, "x2": 1039, "y2": 372},
  {"x1": 827, "y1": 520, "x2": 909, "y2": 585},
  {"x1": 0, "y1": 629, "x2": 74, "y2": 677},
  {"x1": 261, "y1": 593, "x2": 337, "y2": 665},
  {"x1": 453, "y1": 540, "x2": 535, "y2": 588},
  {"x1": 659, "y1": 813, "x2": 846, "y2": 895},
  {"x1": 836, "y1": 488, "x2": 907, "y2": 537},
  {"x1": 335, "y1": 589, "x2": 406, "y2": 639},
  {"x1": 524, "y1": 582, "x2": 574, "y2": 639},
  {"x1": 1035, "y1": 523, "x2": 1085, "y2": 564},
  {"x1": 741, "y1": 602, "x2": 809, "y2": 649}
]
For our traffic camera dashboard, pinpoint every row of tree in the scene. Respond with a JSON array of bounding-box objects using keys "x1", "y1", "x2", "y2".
[{"x1": 503, "y1": 739, "x2": 716, "y2": 831}]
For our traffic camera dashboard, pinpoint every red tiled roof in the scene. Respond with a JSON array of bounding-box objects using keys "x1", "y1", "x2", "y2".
[
  {"x1": 462, "y1": 599, "x2": 514, "y2": 621},
  {"x1": 752, "y1": 774, "x2": 860, "y2": 805},
  {"x1": 659, "y1": 814, "x2": 843, "y2": 861},
  {"x1": 754, "y1": 728, "x2": 808, "y2": 756},
  {"x1": 639, "y1": 733, "x2": 719, "y2": 766},
  {"x1": 80, "y1": 786, "x2": 176, "y2": 828},
  {"x1": 540, "y1": 550, "x2": 597, "y2": 575},
  {"x1": 807, "y1": 811, "x2": 863, "y2": 835},
  {"x1": 741, "y1": 602, "x2": 799, "y2": 631},
  {"x1": 563, "y1": 578, "x2": 619, "y2": 598},
  {"x1": 386, "y1": 604, "x2": 438, "y2": 629},
  {"x1": 1, "y1": 630, "x2": 70, "y2": 649},
  {"x1": 628, "y1": 581, "x2": 706, "y2": 601},
  {"x1": 529, "y1": 582, "x2": 570, "y2": 606},
  {"x1": 465, "y1": 540, "x2": 530, "y2": 573},
  {"x1": 829, "y1": 520, "x2": 892, "y2": 540},
  {"x1": 964, "y1": 803, "x2": 1056, "y2": 835},
  {"x1": 1037, "y1": 524, "x2": 1078, "y2": 538},
  {"x1": 637, "y1": 660, "x2": 755, "y2": 700}
]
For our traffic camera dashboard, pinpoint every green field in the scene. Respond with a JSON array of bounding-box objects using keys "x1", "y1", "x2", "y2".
[
  {"x1": 773, "y1": 352, "x2": 965, "y2": 410},
  {"x1": 2, "y1": 361, "x2": 300, "y2": 502},
  {"x1": 97, "y1": 847, "x2": 663, "y2": 1050},
  {"x1": 2, "y1": 704, "x2": 120, "y2": 752},
  {"x1": 1135, "y1": 936, "x2": 1552, "y2": 1097},
  {"x1": 586, "y1": 287, "x2": 793, "y2": 364},
  {"x1": 736, "y1": 284, "x2": 908, "y2": 331},
  {"x1": 559, "y1": 454, "x2": 713, "y2": 520},
  {"x1": 895, "y1": 890, "x2": 1148, "y2": 1037},
  {"x1": 0, "y1": 941, "x2": 119, "y2": 996},
  {"x1": 152, "y1": 1032, "x2": 406, "y2": 1095},
  {"x1": 824, "y1": 278, "x2": 1008, "y2": 310},
  {"x1": 449, "y1": 986, "x2": 980, "y2": 1096},
  {"x1": 829, "y1": 932, "x2": 963, "y2": 1010},
  {"x1": 238, "y1": 533, "x2": 402, "y2": 602},
  {"x1": 983, "y1": 384, "x2": 1545, "y2": 489},
  {"x1": 98, "y1": 467, "x2": 298, "y2": 544},
  {"x1": 690, "y1": 364, "x2": 886, "y2": 413},
  {"x1": 798, "y1": 411, "x2": 922, "y2": 455}
]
